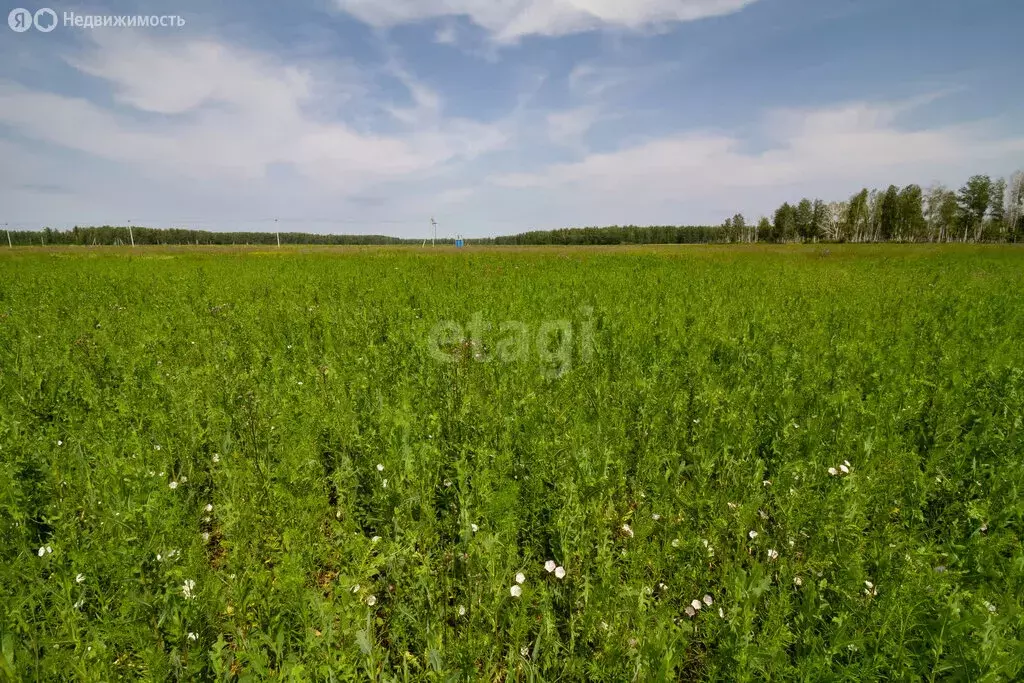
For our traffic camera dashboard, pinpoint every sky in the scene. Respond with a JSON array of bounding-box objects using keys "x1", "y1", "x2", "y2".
[{"x1": 1, "y1": 0, "x2": 1023, "y2": 238}]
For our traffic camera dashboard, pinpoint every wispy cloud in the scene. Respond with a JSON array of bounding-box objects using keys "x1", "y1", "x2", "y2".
[
  {"x1": 492, "y1": 98, "x2": 1024, "y2": 220},
  {"x1": 333, "y1": 0, "x2": 761, "y2": 42}
]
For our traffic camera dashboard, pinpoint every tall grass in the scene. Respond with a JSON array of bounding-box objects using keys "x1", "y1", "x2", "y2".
[{"x1": 1, "y1": 245, "x2": 1022, "y2": 680}]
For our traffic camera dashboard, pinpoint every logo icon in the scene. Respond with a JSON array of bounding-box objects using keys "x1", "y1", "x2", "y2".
[
  {"x1": 8, "y1": 7, "x2": 32, "y2": 31},
  {"x1": 33, "y1": 7, "x2": 56, "y2": 32}
]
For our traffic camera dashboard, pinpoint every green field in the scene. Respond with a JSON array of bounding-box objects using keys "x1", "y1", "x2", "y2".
[{"x1": 2, "y1": 245, "x2": 1023, "y2": 680}]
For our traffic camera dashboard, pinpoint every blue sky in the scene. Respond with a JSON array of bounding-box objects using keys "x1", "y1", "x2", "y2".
[{"x1": 2, "y1": 0, "x2": 1022, "y2": 237}]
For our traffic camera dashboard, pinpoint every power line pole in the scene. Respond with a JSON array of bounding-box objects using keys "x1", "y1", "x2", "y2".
[
  {"x1": 128, "y1": 220, "x2": 135, "y2": 247},
  {"x1": 4, "y1": 223, "x2": 10, "y2": 248},
  {"x1": 276, "y1": 218, "x2": 281, "y2": 247},
  {"x1": 431, "y1": 217, "x2": 437, "y2": 247}
]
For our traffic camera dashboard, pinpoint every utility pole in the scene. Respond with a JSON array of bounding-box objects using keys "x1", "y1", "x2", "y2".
[
  {"x1": 431, "y1": 217, "x2": 437, "y2": 247},
  {"x1": 4, "y1": 223, "x2": 10, "y2": 248},
  {"x1": 128, "y1": 220, "x2": 135, "y2": 247},
  {"x1": 276, "y1": 218, "x2": 281, "y2": 247}
]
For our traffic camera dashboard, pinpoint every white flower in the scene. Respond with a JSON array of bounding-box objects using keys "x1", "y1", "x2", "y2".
[
  {"x1": 187, "y1": 632, "x2": 197, "y2": 642},
  {"x1": 371, "y1": 536, "x2": 381, "y2": 544},
  {"x1": 73, "y1": 599, "x2": 84, "y2": 609},
  {"x1": 366, "y1": 595, "x2": 377, "y2": 606},
  {"x1": 205, "y1": 504, "x2": 214, "y2": 513},
  {"x1": 351, "y1": 584, "x2": 360, "y2": 593},
  {"x1": 748, "y1": 530, "x2": 758, "y2": 540},
  {"x1": 515, "y1": 572, "x2": 526, "y2": 585},
  {"x1": 794, "y1": 576, "x2": 803, "y2": 586},
  {"x1": 684, "y1": 606, "x2": 696, "y2": 618},
  {"x1": 718, "y1": 607, "x2": 725, "y2": 618},
  {"x1": 727, "y1": 502, "x2": 738, "y2": 510},
  {"x1": 155, "y1": 445, "x2": 161, "y2": 451},
  {"x1": 180, "y1": 476, "x2": 187, "y2": 483},
  {"x1": 864, "y1": 580, "x2": 874, "y2": 589},
  {"x1": 37, "y1": 547, "x2": 45, "y2": 557},
  {"x1": 169, "y1": 481, "x2": 179, "y2": 490},
  {"x1": 840, "y1": 464, "x2": 850, "y2": 474},
  {"x1": 984, "y1": 601, "x2": 997, "y2": 613},
  {"x1": 520, "y1": 646, "x2": 529, "y2": 657},
  {"x1": 458, "y1": 605, "x2": 466, "y2": 616},
  {"x1": 182, "y1": 579, "x2": 196, "y2": 600},
  {"x1": 443, "y1": 479, "x2": 452, "y2": 487},
  {"x1": 202, "y1": 532, "x2": 210, "y2": 543},
  {"x1": 382, "y1": 479, "x2": 388, "y2": 489},
  {"x1": 621, "y1": 524, "x2": 634, "y2": 538},
  {"x1": 844, "y1": 460, "x2": 851, "y2": 469},
  {"x1": 702, "y1": 594, "x2": 713, "y2": 606},
  {"x1": 212, "y1": 453, "x2": 220, "y2": 463},
  {"x1": 76, "y1": 573, "x2": 85, "y2": 584},
  {"x1": 767, "y1": 548, "x2": 779, "y2": 561},
  {"x1": 828, "y1": 467, "x2": 838, "y2": 476},
  {"x1": 763, "y1": 480, "x2": 772, "y2": 487},
  {"x1": 471, "y1": 524, "x2": 479, "y2": 533},
  {"x1": 47, "y1": 546, "x2": 52, "y2": 554},
  {"x1": 691, "y1": 599, "x2": 703, "y2": 611},
  {"x1": 651, "y1": 514, "x2": 661, "y2": 521},
  {"x1": 554, "y1": 566, "x2": 566, "y2": 579},
  {"x1": 57, "y1": 440, "x2": 63, "y2": 446},
  {"x1": 544, "y1": 560, "x2": 557, "y2": 573},
  {"x1": 376, "y1": 464, "x2": 384, "y2": 472},
  {"x1": 671, "y1": 538, "x2": 681, "y2": 548},
  {"x1": 510, "y1": 585, "x2": 522, "y2": 598}
]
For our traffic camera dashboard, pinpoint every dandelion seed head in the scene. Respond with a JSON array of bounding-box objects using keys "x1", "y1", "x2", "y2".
[
  {"x1": 510, "y1": 585, "x2": 522, "y2": 598},
  {"x1": 544, "y1": 560, "x2": 557, "y2": 573},
  {"x1": 515, "y1": 572, "x2": 526, "y2": 585},
  {"x1": 554, "y1": 566, "x2": 566, "y2": 579}
]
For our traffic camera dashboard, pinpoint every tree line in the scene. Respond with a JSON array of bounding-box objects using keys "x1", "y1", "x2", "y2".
[
  {"x1": 723, "y1": 171, "x2": 1024, "y2": 244},
  {"x1": 5, "y1": 170, "x2": 1021, "y2": 247}
]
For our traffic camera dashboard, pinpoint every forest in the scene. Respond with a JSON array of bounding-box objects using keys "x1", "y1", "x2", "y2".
[{"x1": 5, "y1": 171, "x2": 1021, "y2": 247}]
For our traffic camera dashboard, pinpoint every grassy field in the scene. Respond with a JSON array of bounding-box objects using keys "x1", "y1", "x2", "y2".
[{"x1": 2, "y1": 244, "x2": 1023, "y2": 680}]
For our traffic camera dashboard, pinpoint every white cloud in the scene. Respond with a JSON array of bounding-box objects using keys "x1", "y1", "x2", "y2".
[
  {"x1": 333, "y1": 0, "x2": 760, "y2": 41},
  {"x1": 0, "y1": 33, "x2": 509, "y2": 195},
  {"x1": 491, "y1": 100, "x2": 1024, "y2": 222},
  {"x1": 546, "y1": 107, "x2": 601, "y2": 149}
]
